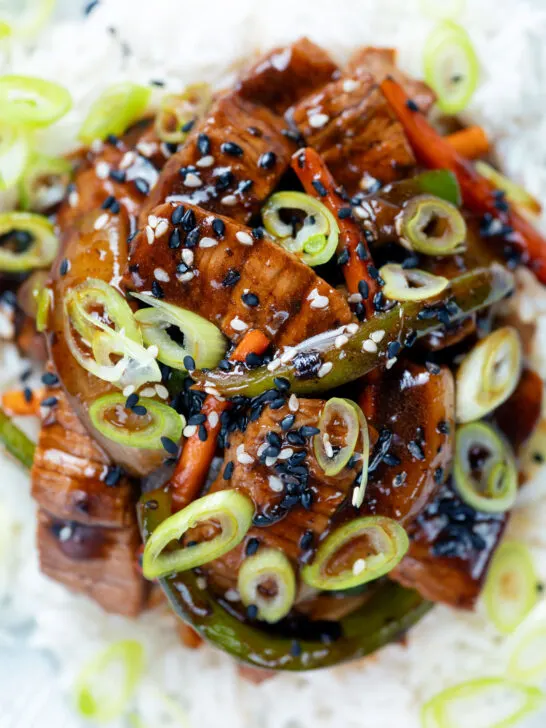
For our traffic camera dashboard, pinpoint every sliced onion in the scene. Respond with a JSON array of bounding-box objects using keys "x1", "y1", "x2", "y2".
[
  {"x1": 380, "y1": 264, "x2": 449, "y2": 301},
  {"x1": 19, "y1": 152, "x2": 72, "y2": 211},
  {"x1": 0, "y1": 75, "x2": 72, "y2": 128},
  {"x1": 74, "y1": 640, "x2": 145, "y2": 723},
  {"x1": 237, "y1": 548, "x2": 296, "y2": 624},
  {"x1": 133, "y1": 292, "x2": 227, "y2": 371},
  {"x1": 456, "y1": 327, "x2": 522, "y2": 423},
  {"x1": 421, "y1": 678, "x2": 544, "y2": 728},
  {"x1": 0, "y1": 125, "x2": 29, "y2": 190},
  {"x1": 89, "y1": 393, "x2": 184, "y2": 450},
  {"x1": 0, "y1": 211, "x2": 58, "y2": 272},
  {"x1": 301, "y1": 516, "x2": 409, "y2": 591},
  {"x1": 476, "y1": 161, "x2": 542, "y2": 218},
  {"x1": 155, "y1": 84, "x2": 212, "y2": 144},
  {"x1": 79, "y1": 83, "x2": 151, "y2": 145},
  {"x1": 398, "y1": 194, "x2": 467, "y2": 255},
  {"x1": 142, "y1": 490, "x2": 254, "y2": 580},
  {"x1": 262, "y1": 191, "x2": 339, "y2": 267},
  {"x1": 313, "y1": 397, "x2": 360, "y2": 476},
  {"x1": 484, "y1": 541, "x2": 538, "y2": 635},
  {"x1": 423, "y1": 21, "x2": 479, "y2": 115},
  {"x1": 454, "y1": 421, "x2": 517, "y2": 514}
]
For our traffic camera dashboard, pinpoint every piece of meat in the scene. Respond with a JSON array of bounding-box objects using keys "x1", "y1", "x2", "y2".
[
  {"x1": 346, "y1": 47, "x2": 436, "y2": 114},
  {"x1": 236, "y1": 37, "x2": 339, "y2": 115},
  {"x1": 198, "y1": 397, "x2": 364, "y2": 592},
  {"x1": 37, "y1": 509, "x2": 148, "y2": 617},
  {"x1": 139, "y1": 93, "x2": 294, "y2": 226},
  {"x1": 125, "y1": 201, "x2": 352, "y2": 346},
  {"x1": 494, "y1": 367, "x2": 543, "y2": 456},
  {"x1": 291, "y1": 72, "x2": 416, "y2": 193},
  {"x1": 31, "y1": 388, "x2": 135, "y2": 528},
  {"x1": 390, "y1": 479, "x2": 507, "y2": 609}
]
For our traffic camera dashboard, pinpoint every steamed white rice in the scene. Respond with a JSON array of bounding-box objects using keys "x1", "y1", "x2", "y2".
[{"x1": 2, "y1": 0, "x2": 546, "y2": 726}]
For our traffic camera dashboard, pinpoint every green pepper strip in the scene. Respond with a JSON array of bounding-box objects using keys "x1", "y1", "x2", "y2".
[
  {"x1": 0, "y1": 406, "x2": 35, "y2": 468},
  {"x1": 138, "y1": 488, "x2": 431, "y2": 671},
  {"x1": 194, "y1": 265, "x2": 514, "y2": 399}
]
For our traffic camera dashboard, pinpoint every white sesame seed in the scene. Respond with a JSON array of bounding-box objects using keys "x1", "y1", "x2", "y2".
[
  {"x1": 268, "y1": 475, "x2": 284, "y2": 492},
  {"x1": 181, "y1": 249, "x2": 194, "y2": 266},
  {"x1": 120, "y1": 151, "x2": 136, "y2": 169},
  {"x1": 199, "y1": 236, "x2": 218, "y2": 248},
  {"x1": 323, "y1": 433, "x2": 334, "y2": 459},
  {"x1": 90, "y1": 139, "x2": 103, "y2": 154},
  {"x1": 183, "y1": 424, "x2": 198, "y2": 438},
  {"x1": 352, "y1": 485, "x2": 364, "y2": 508},
  {"x1": 155, "y1": 384, "x2": 169, "y2": 400},
  {"x1": 224, "y1": 588, "x2": 240, "y2": 602},
  {"x1": 147, "y1": 215, "x2": 159, "y2": 229},
  {"x1": 196, "y1": 155, "x2": 215, "y2": 168},
  {"x1": 94, "y1": 213, "x2": 109, "y2": 230},
  {"x1": 208, "y1": 411, "x2": 219, "y2": 428},
  {"x1": 154, "y1": 219, "x2": 169, "y2": 238},
  {"x1": 205, "y1": 387, "x2": 221, "y2": 398},
  {"x1": 122, "y1": 385, "x2": 135, "y2": 397},
  {"x1": 95, "y1": 161, "x2": 110, "y2": 179},
  {"x1": 386, "y1": 357, "x2": 398, "y2": 370},
  {"x1": 353, "y1": 206, "x2": 368, "y2": 220},
  {"x1": 346, "y1": 323, "x2": 359, "y2": 335},
  {"x1": 310, "y1": 295, "x2": 329, "y2": 309},
  {"x1": 309, "y1": 112, "x2": 329, "y2": 128},
  {"x1": 221, "y1": 194, "x2": 237, "y2": 206},
  {"x1": 267, "y1": 358, "x2": 281, "y2": 372},
  {"x1": 184, "y1": 172, "x2": 202, "y2": 188},
  {"x1": 178, "y1": 271, "x2": 195, "y2": 283},
  {"x1": 362, "y1": 339, "x2": 378, "y2": 353},
  {"x1": 147, "y1": 345, "x2": 159, "y2": 358},
  {"x1": 154, "y1": 267, "x2": 170, "y2": 282},
  {"x1": 370, "y1": 329, "x2": 385, "y2": 343},
  {"x1": 307, "y1": 288, "x2": 319, "y2": 301},
  {"x1": 335, "y1": 334, "x2": 349, "y2": 349},
  {"x1": 257, "y1": 442, "x2": 269, "y2": 457},
  {"x1": 231, "y1": 316, "x2": 248, "y2": 332},
  {"x1": 145, "y1": 225, "x2": 155, "y2": 245},
  {"x1": 278, "y1": 448, "x2": 294, "y2": 461},
  {"x1": 196, "y1": 577, "x2": 207, "y2": 590},
  {"x1": 236, "y1": 231, "x2": 254, "y2": 246},
  {"x1": 236, "y1": 444, "x2": 245, "y2": 455},
  {"x1": 288, "y1": 394, "x2": 299, "y2": 412},
  {"x1": 280, "y1": 347, "x2": 297, "y2": 364},
  {"x1": 342, "y1": 79, "x2": 359, "y2": 93},
  {"x1": 348, "y1": 292, "x2": 363, "y2": 303},
  {"x1": 352, "y1": 558, "x2": 366, "y2": 576},
  {"x1": 139, "y1": 387, "x2": 156, "y2": 397},
  {"x1": 265, "y1": 456, "x2": 278, "y2": 467},
  {"x1": 137, "y1": 141, "x2": 156, "y2": 157},
  {"x1": 68, "y1": 190, "x2": 79, "y2": 207},
  {"x1": 318, "y1": 362, "x2": 333, "y2": 378},
  {"x1": 238, "y1": 452, "x2": 255, "y2": 465}
]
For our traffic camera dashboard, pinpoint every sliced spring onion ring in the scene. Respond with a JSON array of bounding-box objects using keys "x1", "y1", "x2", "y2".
[
  {"x1": 89, "y1": 393, "x2": 184, "y2": 450},
  {"x1": 262, "y1": 191, "x2": 340, "y2": 267},
  {"x1": 0, "y1": 211, "x2": 58, "y2": 272},
  {"x1": 74, "y1": 640, "x2": 145, "y2": 723},
  {"x1": 475, "y1": 161, "x2": 542, "y2": 218},
  {"x1": 507, "y1": 602, "x2": 546, "y2": 682},
  {"x1": 456, "y1": 327, "x2": 522, "y2": 423},
  {"x1": 155, "y1": 83, "x2": 212, "y2": 144},
  {"x1": 420, "y1": 0, "x2": 465, "y2": 20},
  {"x1": 454, "y1": 421, "x2": 517, "y2": 514},
  {"x1": 237, "y1": 548, "x2": 296, "y2": 624},
  {"x1": 421, "y1": 678, "x2": 544, "y2": 728},
  {"x1": 78, "y1": 83, "x2": 151, "y2": 145},
  {"x1": 423, "y1": 21, "x2": 479, "y2": 115},
  {"x1": 302, "y1": 516, "x2": 409, "y2": 591},
  {"x1": 17, "y1": 269, "x2": 49, "y2": 318},
  {"x1": 133, "y1": 292, "x2": 227, "y2": 371},
  {"x1": 380, "y1": 264, "x2": 449, "y2": 301},
  {"x1": 0, "y1": 75, "x2": 72, "y2": 128},
  {"x1": 0, "y1": 125, "x2": 29, "y2": 190},
  {"x1": 142, "y1": 490, "x2": 254, "y2": 579},
  {"x1": 36, "y1": 285, "x2": 52, "y2": 332},
  {"x1": 484, "y1": 541, "x2": 538, "y2": 635},
  {"x1": 398, "y1": 194, "x2": 466, "y2": 255},
  {"x1": 10, "y1": 0, "x2": 56, "y2": 39},
  {"x1": 350, "y1": 400, "x2": 370, "y2": 508},
  {"x1": 313, "y1": 397, "x2": 361, "y2": 476},
  {"x1": 19, "y1": 152, "x2": 72, "y2": 211}
]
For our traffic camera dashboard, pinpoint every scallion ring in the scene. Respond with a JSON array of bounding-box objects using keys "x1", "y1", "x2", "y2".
[
  {"x1": 380, "y1": 264, "x2": 449, "y2": 301},
  {"x1": 423, "y1": 21, "x2": 479, "y2": 115},
  {"x1": 0, "y1": 125, "x2": 29, "y2": 190},
  {"x1": 89, "y1": 393, "x2": 184, "y2": 450},
  {"x1": 0, "y1": 211, "x2": 58, "y2": 272},
  {"x1": 262, "y1": 191, "x2": 339, "y2": 267},
  {"x1": 456, "y1": 327, "x2": 522, "y2": 423},
  {"x1": 313, "y1": 397, "x2": 361, "y2": 476},
  {"x1": 421, "y1": 678, "x2": 544, "y2": 728},
  {"x1": 78, "y1": 83, "x2": 151, "y2": 145},
  {"x1": 19, "y1": 152, "x2": 72, "y2": 211},
  {"x1": 453, "y1": 421, "x2": 517, "y2": 514},
  {"x1": 302, "y1": 516, "x2": 409, "y2": 591},
  {"x1": 397, "y1": 194, "x2": 467, "y2": 255},
  {"x1": 0, "y1": 75, "x2": 72, "y2": 128},
  {"x1": 74, "y1": 640, "x2": 145, "y2": 723},
  {"x1": 142, "y1": 490, "x2": 254, "y2": 579},
  {"x1": 133, "y1": 292, "x2": 227, "y2": 371},
  {"x1": 155, "y1": 84, "x2": 212, "y2": 144},
  {"x1": 237, "y1": 548, "x2": 296, "y2": 624},
  {"x1": 484, "y1": 541, "x2": 538, "y2": 635},
  {"x1": 476, "y1": 161, "x2": 542, "y2": 218}
]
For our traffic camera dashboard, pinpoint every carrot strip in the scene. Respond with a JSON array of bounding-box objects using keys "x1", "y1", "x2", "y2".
[
  {"x1": 1, "y1": 387, "x2": 44, "y2": 416},
  {"x1": 291, "y1": 147, "x2": 379, "y2": 316},
  {"x1": 171, "y1": 330, "x2": 271, "y2": 511},
  {"x1": 446, "y1": 126, "x2": 490, "y2": 160},
  {"x1": 381, "y1": 77, "x2": 546, "y2": 285}
]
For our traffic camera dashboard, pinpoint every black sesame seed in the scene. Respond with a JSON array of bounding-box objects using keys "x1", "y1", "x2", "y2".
[
  {"x1": 104, "y1": 465, "x2": 123, "y2": 487},
  {"x1": 222, "y1": 268, "x2": 240, "y2": 287},
  {"x1": 221, "y1": 142, "x2": 244, "y2": 157},
  {"x1": 212, "y1": 218, "x2": 225, "y2": 238},
  {"x1": 273, "y1": 377, "x2": 290, "y2": 392},
  {"x1": 405, "y1": 330, "x2": 418, "y2": 347},
  {"x1": 290, "y1": 641, "x2": 302, "y2": 657},
  {"x1": 197, "y1": 133, "x2": 210, "y2": 156},
  {"x1": 387, "y1": 341, "x2": 401, "y2": 359},
  {"x1": 181, "y1": 209, "x2": 196, "y2": 232},
  {"x1": 312, "y1": 179, "x2": 327, "y2": 197},
  {"x1": 161, "y1": 436, "x2": 178, "y2": 454},
  {"x1": 393, "y1": 471, "x2": 407, "y2": 487},
  {"x1": 125, "y1": 393, "x2": 139, "y2": 409},
  {"x1": 356, "y1": 242, "x2": 368, "y2": 260},
  {"x1": 267, "y1": 431, "x2": 282, "y2": 449},
  {"x1": 383, "y1": 453, "x2": 402, "y2": 466},
  {"x1": 246, "y1": 604, "x2": 258, "y2": 620},
  {"x1": 110, "y1": 200, "x2": 120, "y2": 214},
  {"x1": 151, "y1": 280, "x2": 164, "y2": 299},
  {"x1": 282, "y1": 128, "x2": 305, "y2": 145},
  {"x1": 188, "y1": 414, "x2": 207, "y2": 426},
  {"x1": 300, "y1": 426, "x2": 320, "y2": 438},
  {"x1": 425, "y1": 361, "x2": 441, "y2": 375},
  {"x1": 251, "y1": 226, "x2": 265, "y2": 240},
  {"x1": 198, "y1": 424, "x2": 208, "y2": 442},
  {"x1": 183, "y1": 355, "x2": 196, "y2": 371},
  {"x1": 408, "y1": 440, "x2": 425, "y2": 461},
  {"x1": 59, "y1": 258, "x2": 70, "y2": 276},
  {"x1": 23, "y1": 387, "x2": 33, "y2": 403},
  {"x1": 373, "y1": 292, "x2": 387, "y2": 311},
  {"x1": 181, "y1": 119, "x2": 195, "y2": 133},
  {"x1": 300, "y1": 490, "x2": 313, "y2": 510},
  {"x1": 532, "y1": 452, "x2": 544, "y2": 464},
  {"x1": 41, "y1": 372, "x2": 59, "y2": 387},
  {"x1": 437, "y1": 420, "x2": 450, "y2": 435},
  {"x1": 109, "y1": 168, "x2": 126, "y2": 183},
  {"x1": 242, "y1": 292, "x2": 259, "y2": 307},
  {"x1": 41, "y1": 396, "x2": 58, "y2": 407},
  {"x1": 215, "y1": 171, "x2": 234, "y2": 191},
  {"x1": 300, "y1": 530, "x2": 314, "y2": 550},
  {"x1": 238, "y1": 179, "x2": 253, "y2": 194},
  {"x1": 167, "y1": 228, "x2": 181, "y2": 249},
  {"x1": 245, "y1": 352, "x2": 263, "y2": 367},
  {"x1": 358, "y1": 280, "x2": 369, "y2": 299},
  {"x1": 185, "y1": 227, "x2": 200, "y2": 248},
  {"x1": 280, "y1": 414, "x2": 295, "y2": 431},
  {"x1": 134, "y1": 178, "x2": 150, "y2": 195},
  {"x1": 406, "y1": 99, "x2": 419, "y2": 112},
  {"x1": 132, "y1": 405, "x2": 147, "y2": 416},
  {"x1": 434, "y1": 467, "x2": 444, "y2": 484},
  {"x1": 338, "y1": 206, "x2": 352, "y2": 219},
  {"x1": 287, "y1": 431, "x2": 306, "y2": 446},
  {"x1": 270, "y1": 398, "x2": 286, "y2": 410},
  {"x1": 258, "y1": 151, "x2": 277, "y2": 169},
  {"x1": 223, "y1": 461, "x2": 234, "y2": 480},
  {"x1": 101, "y1": 194, "x2": 116, "y2": 210},
  {"x1": 171, "y1": 205, "x2": 185, "y2": 225},
  {"x1": 337, "y1": 248, "x2": 350, "y2": 266}
]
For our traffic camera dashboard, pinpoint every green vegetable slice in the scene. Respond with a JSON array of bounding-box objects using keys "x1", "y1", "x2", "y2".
[
  {"x1": 381, "y1": 264, "x2": 449, "y2": 301},
  {"x1": 0, "y1": 211, "x2": 58, "y2": 272},
  {"x1": 89, "y1": 393, "x2": 184, "y2": 450},
  {"x1": 74, "y1": 640, "x2": 145, "y2": 723},
  {"x1": 238, "y1": 548, "x2": 296, "y2": 623},
  {"x1": 423, "y1": 21, "x2": 479, "y2": 115},
  {"x1": 0, "y1": 75, "x2": 72, "y2": 127},
  {"x1": 0, "y1": 406, "x2": 35, "y2": 468},
  {"x1": 155, "y1": 83, "x2": 212, "y2": 144},
  {"x1": 262, "y1": 191, "x2": 339, "y2": 266},
  {"x1": 302, "y1": 516, "x2": 409, "y2": 591},
  {"x1": 142, "y1": 490, "x2": 254, "y2": 579},
  {"x1": 133, "y1": 292, "x2": 227, "y2": 370},
  {"x1": 413, "y1": 170, "x2": 463, "y2": 207},
  {"x1": 19, "y1": 151, "x2": 72, "y2": 211},
  {"x1": 313, "y1": 397, "x2": 361, "y2": 477},
  {"x1": 36, "y1": 285, "x2": 52, "y2": 332},
  {"x1": 399, "y1": 194, "x2": 467, "y2": 255},
  {"x1": 79, "y1": 83, "x2": 151, "y2": 145},
  {"x1": 484, "y1": 541, "x2": 538, "y2": 635},
  {"x1": 475, "y1": 161, "x2": 542, "y2": 218},
  {"x1": 0, "y1": 125, "x2": 29, "y2": 190}
]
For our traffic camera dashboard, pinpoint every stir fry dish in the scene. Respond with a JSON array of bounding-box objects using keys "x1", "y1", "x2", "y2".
[{"x1": 3, "y1": 36, "x2": 546, "y2": 674}]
